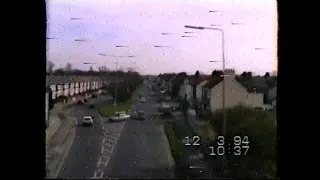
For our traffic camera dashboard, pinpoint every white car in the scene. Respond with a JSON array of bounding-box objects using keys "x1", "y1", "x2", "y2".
[
  {"x1": 109, "y1": 113, "x2": 130, "y2": 122},
  {"x1": 82, "y1": 116, "x2": 93, "y2": 126},
  {"x1": 139, "y1": 97, "x2": 146, "y2": 103},
  {"x1": 160, "y1": 102, "x2": 170, "y2": 109}
]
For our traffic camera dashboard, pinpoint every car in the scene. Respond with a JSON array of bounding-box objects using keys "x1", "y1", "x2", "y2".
[
  {"x1": 133, "y1": 111, "x2": 146, "y2": 120},
  {"x1": 139, "y1": 97, "x2": 146, "y2": 103},
  {"x1": 160, "y1": 102, "x2": 170, "y2": 108},
  {"x1": 77, "y1": 100, "x2": 84, "y2": 105},
  {"x1": 92, "y1": 94, "x2": 97, "y2": 98},
  {"x1": 81, "y1": 116, "x2": 93, "y2": 126},
  {"x1": 150, "y1": 92, "x2": 155, "y2": 96},
  {"x1": 109, "y1": 113, "x2": 130, "y2": 122},
  {"x1": 89, "y1": 104, "x2": 95, "y2": 109}
]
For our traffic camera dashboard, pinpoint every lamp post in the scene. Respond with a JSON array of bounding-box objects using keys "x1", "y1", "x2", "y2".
[{"x1": 98, "y1": 51, "x2": 135, "y2": 111}]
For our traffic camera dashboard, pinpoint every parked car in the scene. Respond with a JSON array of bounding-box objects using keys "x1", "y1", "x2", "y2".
[
  {"x1": 83, "y1": 98, "x2": 88, "y2": 103},
  {"x1": 81, "y1": 116, "x2": 93, "y2": 126},
  {"x1": 109, "y1": 112, "x2": 130, "y2": 122},
  {"x1": 77, "y1": 100, "x2": 84, "y2": 105},
  {"x1": 89, "y1": 104, "x2": 95, "y2": 109}
]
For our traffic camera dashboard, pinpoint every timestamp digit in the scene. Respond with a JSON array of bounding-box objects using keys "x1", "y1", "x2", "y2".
[
  {"x1": 242, "y1": 146, "x2": 250, "y2": 155},
  {"x1": 234, "y1": 136, "x2": 241, "y2": 145},
  {"x1": 193, "y1": 136, "x2": 201, "y2": 146},
  {"x1": 217, "y1": 146, "x2": 225, "y2": 155},
  {"x1": 242, "y1": 136, "x2": 249, "y2": 145},
  {"x1": 217, "y1": 136, "x2": 225, "y2": 145},
  {"x1": 234, "y1": 146, "x2": 241, "y2": 155},
  {"x1": 209, "y1": 146, "x2": 216, "y2": 155}
]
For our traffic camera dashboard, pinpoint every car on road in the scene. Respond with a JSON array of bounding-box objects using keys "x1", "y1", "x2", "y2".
[
  {"x1": 83, "y1": 98, "x2": 88, "y2": 103},
  {"x1": 109, "y1": 113, "x2": 130, "y2": 122},
  {"x1": 81, "y1": 116, "x2": 93, "y2": 126},
  {"x1": 89, "y1": 104, "x2": 95, "y2": 109},
  {"x1": 77, "y1": 100, "x2": 84, "y2": 105},
  {"x1": 139, "y1": 97, "x2": 146, "y2": 103},
  {"x1": 133, "y1": 111, "x2": 146, "y2": 120},
  {"x1": 92, "y1": 94, "x2": 97, "y2": 98}
]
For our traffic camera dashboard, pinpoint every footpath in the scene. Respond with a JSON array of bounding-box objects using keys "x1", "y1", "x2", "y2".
[
  {"x1": 46, "y1": 100, "x2": 78, "y2": 179},
  {"x1": 171, "y1": 111, "x2": 223, "y2": 179}
]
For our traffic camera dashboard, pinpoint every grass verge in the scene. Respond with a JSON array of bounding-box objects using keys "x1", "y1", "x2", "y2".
[
  {"x1": 98, "y1": 86, "x2": 141, "y2": 117},
  {"x1": 164, "y1": 120, "x2": 188, "y2": 178}
]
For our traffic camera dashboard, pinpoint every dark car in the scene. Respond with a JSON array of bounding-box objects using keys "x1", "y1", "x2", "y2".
[
  {"x1": 136, "y1": 111, "x2": 145, "y2": 120},
  {"x1": 92, "y1": 94, "x2": 97, "y2": 98},
  {"x1": 77, "y1": 100, "x2": 84, "y2": 105},
  {"x1": 89, "y1": 104, "x2": 95, "y2": 109},
  {"x1": 83, "y1": 98, "x2": 88, "y2": 103}
]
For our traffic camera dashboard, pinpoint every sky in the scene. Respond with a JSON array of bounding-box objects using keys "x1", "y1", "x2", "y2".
[{"x1": 47, "y1": 0, "x2": 278, "y2": 75}]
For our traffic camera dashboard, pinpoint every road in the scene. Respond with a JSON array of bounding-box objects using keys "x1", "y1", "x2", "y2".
[
  {"x1": 57, "y1": 95, "x2": 113, "y2": 179},
  {"x1": 103, "y1": 85, "x2": 174, "y2": 178}
]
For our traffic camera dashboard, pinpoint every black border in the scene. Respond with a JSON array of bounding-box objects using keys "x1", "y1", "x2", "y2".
[{"x1": 11, "y1": 0, "x2": 305, "y2": 179}]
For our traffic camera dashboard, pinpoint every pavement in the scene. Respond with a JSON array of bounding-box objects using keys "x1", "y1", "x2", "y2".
[
  {"x1": 57, "y1": 95, "x2": 114, "y2": 179},
  {"x1": 102, "y1": 84, "x2": 175, "y2": 179},
  {"x1": 46, "y1": 105, "x2": 77, "y2": 179}
]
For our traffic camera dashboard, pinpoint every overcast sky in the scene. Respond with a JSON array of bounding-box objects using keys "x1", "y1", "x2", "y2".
[{"x1": 47, "y1": 0, "x2": 278, "y2": 75}]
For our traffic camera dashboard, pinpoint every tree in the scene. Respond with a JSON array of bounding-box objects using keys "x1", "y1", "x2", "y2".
[
  {"x1": 247, "y1": 72, "x2": 252, "y2": 77},
  {"x1": 211, "y1": 70, "x2": 223, "y2": 76},
  {"x1": 241, "y1": 72, "x2": 247, "y2": 77},
  {"x1": 53, "y1": 68, "x2": 65, "y2": 76},
  {"x1": 264, "y1": 72, "x2": 270, "y2": 77},
  {"x1": 98, "y1": 65, "x2": 108, "y2": 73},
  {"x1": 195, "y1": 70, "x2": 200, "y2": 78},
  {"x1": 47, "y1": 60, "x2": 55, "y2": 74},
  {"x1": 64, "y1": 63, "x2": 72, "y2": 75}
]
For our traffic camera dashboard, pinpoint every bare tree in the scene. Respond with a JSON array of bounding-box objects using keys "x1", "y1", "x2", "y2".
[
  {"x1": 65, "y1": 63, "x2": 72, "y2": 72},
  {"x1": 98, "y1": 65, "x2": 108, "y2": 73},
  {"x1": 46, "y1": 60, "x2": 55, "y2": 74}
]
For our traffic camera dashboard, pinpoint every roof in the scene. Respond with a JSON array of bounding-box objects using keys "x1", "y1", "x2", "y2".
[
  {"x1": 189, "y1": 75, "x2": 211, "y2": 86},
  {"x1": 201, "y1": 75, "x2": 277, "y2": 94},
  {"x1": 203, "y1": 76, "x2": 224, "y2": 88},
  {"x1": 235, "y1": 76, "x2": 276, "y2": 93}
]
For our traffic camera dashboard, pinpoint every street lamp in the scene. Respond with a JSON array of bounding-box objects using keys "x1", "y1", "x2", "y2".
[
  {"x1": 98, "y1": 52, "x2": 135, "y2": 110},
  {"x1": 185, "y1": 25, "x2": 226, "y2": 136}
]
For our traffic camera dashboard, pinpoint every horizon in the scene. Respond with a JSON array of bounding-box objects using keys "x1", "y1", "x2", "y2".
[{"x1": 47, "y1": 0, "x2": 278, "y2": 76}]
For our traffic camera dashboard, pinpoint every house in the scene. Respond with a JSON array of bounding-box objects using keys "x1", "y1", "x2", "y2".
[
  {"x1": 202, "y1": 69, "x2": 266, "y2": 112},
  {"x1": 189, "y1": 75, "x2": 211, "y2": 101},
  {"x1": 179, "y1": 78, "x2": 193, "y2": 101}
]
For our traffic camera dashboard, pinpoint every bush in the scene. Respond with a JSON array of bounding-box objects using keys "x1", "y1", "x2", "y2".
[{"x1": 208, "y1": 104, "x2": 277, "y2": 178}]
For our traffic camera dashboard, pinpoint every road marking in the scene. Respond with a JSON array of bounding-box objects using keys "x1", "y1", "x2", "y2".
[
  {"x1": 104, "y1": 156, "x2": 110, "y2": 167},
  {"x1": 102, "y1": 138, "x2": 105, "y2": 144},
  {"x1": 105, "y1": 135, "x2": 118, "y2": 142},
  {"x1": 99, "y1": 171, "x2": 104, "y2": 178},
  {"x1": 103, "y1": 144, "x2": 114, "y2": 154},
  {"x1": 100, "y1": 146, "x2": 104, "y2": 154},
  {"x1": 104, "y1": 128, "x2": 121, "y2": 134}
]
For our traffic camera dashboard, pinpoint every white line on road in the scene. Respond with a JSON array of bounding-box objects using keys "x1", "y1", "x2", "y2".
[
  {"x1": 104, "y1": 156, "x2": 110, "y2": 167},
  {"x1": 100, "y1": 146, "x2": 104, "y2": 154},
  {"x1": 99, "y1": 171, "x2": 104, "y2": 178}
]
